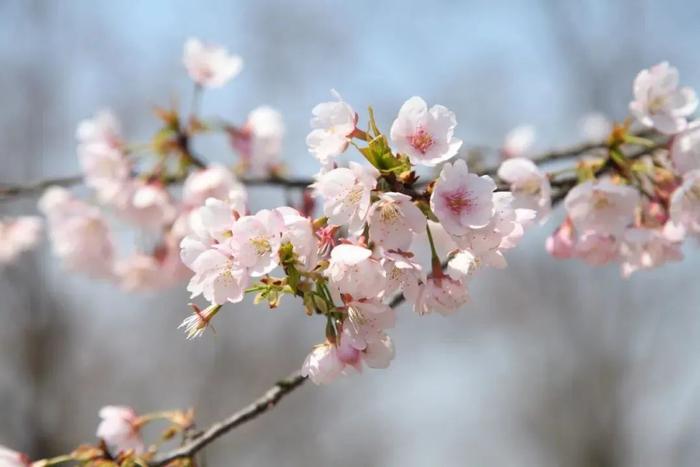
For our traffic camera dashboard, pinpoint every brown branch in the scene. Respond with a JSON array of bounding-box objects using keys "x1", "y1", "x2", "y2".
[{"x1": 151, "y1": 371, "x2": 307, "y2": 466}]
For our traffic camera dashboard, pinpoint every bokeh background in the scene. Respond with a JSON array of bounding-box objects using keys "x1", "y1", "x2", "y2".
[{"x1": 2, "y1": 1, "x2": 700, "y2": 465}]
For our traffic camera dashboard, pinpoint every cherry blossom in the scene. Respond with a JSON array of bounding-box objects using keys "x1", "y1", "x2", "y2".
[
  {"x1": 390, "y1": 96, "x2": 462, "y2": 166},
  {"x1": 116, "y1": 181, "x2": 177, "y2": 231},
  {"x1": 574, "y1": 232, "x2": 619, "y2": 266},
  {"x1": 326, "y1": 244, "x2": 386, "y2": 300},
  {"x1": 619, "y1": 226, "x2": 683, "y2": 277},
  {"x1": 301, "y1": 342, "x2": 344, "y2": 385},
  {"x1": 313, "y1": 162, "x2": 377, "y2": 234},
  {"x1": 669, "y1": 169, "x2": 700, "y2": 235},
  {"x1": 405, "y1": 273, "x2": 469, "y2": 316},
  {"x1": 39, "y1": 187, "x2": 114, "y2": 278},
  {"x1": 277, "y1": 207, "x2": 319, "y2": 271},
  {"x1": 231, "y1": 106, "x2": 285, "y2": 176},
  {"x1": 629, "y1": 62, "x2": 698, "y2": 134},
  {"x1": 671, "y1": 121, "x2": 700, "y2": 174},
  {"x1": 228, "y1": 209, "x2": 284, "y2": 276},
  {"x1": 497, "y1": 157, "x2": 551, "y2": 220},
  {"x1": 431, "y1": 159, "x2": 496, "y2": 235},
  {"x1": 183, "y1": 37, "x2": 242, "y2": 88},
  {"x1": 186, "y1": 249, "x2": 247, "y2": 305},
  {"x1": 564, "y1": 179, "x2": 640, "y2": 236},
  {"x1": 182, "y1": 164, "x2": 246, "y2": 209},
  {"x1": 96, "y1": 405, "x2": 144, "y2": 455},
  {"x1": 368, "y1": 192, "x2": 426, "y2": 250},
  {"x1": 0, "y1": 216, "x2": 42, "y2": 265},
  {"x1": 501, "y1": 124, "x2": 536, "y2": 158},
  {"x1": 179, "y1": 303, "x2": 221, "y2": 339},
  {"x1": 306, "y1": 90, "x2": 356, "y2": 167},
  {"x1": 76, "y1": 109, "x2": 122, "y2": 148},
  {"x1": 546, "y1": 218, "x2": 576, "y2": 259},
  {"x1": 382, "y1": 250, "x2": 423, "y2": 296},
  {"x1": 0, "y1": 446, "x2": 30, "y2": 467}
]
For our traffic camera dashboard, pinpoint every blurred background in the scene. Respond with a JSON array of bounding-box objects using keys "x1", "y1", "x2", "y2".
[{"x1": 2, "y1": 0, "x2": 700, "y2": 465}]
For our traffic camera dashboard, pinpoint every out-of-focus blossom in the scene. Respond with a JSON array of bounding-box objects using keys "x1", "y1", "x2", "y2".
[
  {"x1": 501, "y1": 124, "x2": 535, "y2": 158},
  {"x1": 39, "y1": 187, "x2": 114, "y2": 278},
  {"x1": 575, "y1": 231, "x2": 619, "y2": 266},
  {"x1": 368, "y1": 192, "x2": 426, "y2": 250},
  {"x1": 619, "y1": 226, "x2": 683, "y2": 277},
  {"x1": 629, "y1": 62, "x2": 698, "y2": 134},
  {"x1": 96, "y1": 406, "x2": 144, "y2": 455},
  {"x1": 231, "y1": 106, "x2": 285, "y2": 176},
  {"x1": 183, "y1": 37, "x2": 242, "y2": 88},
  {"x1": 313, "y1": 162, "x2": 377, "y2": 234},
  {"x1": 564, "y1": 179, "x2": 640, "y2": 236},
  {"x1": 546, "y1": 218, "x2": 576, "y2": 259},
  {"x1": 578, "y1": 112, "x2": 612, "y2": 141},
  {"x1": 498, "y1": 157, "x2": 551, "y2": 221},
  {"x1": 390, "y1": 96, "x2": 462, "y2": 166},
  {"x1": 0, "y1": 216, "x2": 42, "y2": 265},
  {"x1": 76, "y1": 109, "x2": 122, "y2": 149},
  {"x1": 671, "y1": 121, "x2": 700, "y2": 174},
  {"x1": 669, "y1": 169, "x2": 700, "y2": 235},
  {"x1": 116, "y1": 181, "x2": 177, "y2": 231},
  {"x1": 182, "y1": 164, "x2": 246, "y2": 209},
  {"x1": 431, "y1": 159, "x2": 496, "y2": 235},
  {"x1": 0, "y1": 445, "x2": 30, "y2": 467},
  {"x1": 306, "y1": 90, "x2": 356, "y2": 167}
]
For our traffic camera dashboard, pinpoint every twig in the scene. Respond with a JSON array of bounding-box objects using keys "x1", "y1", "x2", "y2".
[{"x1": 151, "y1": 371, "x2": 307, "y2": 466}]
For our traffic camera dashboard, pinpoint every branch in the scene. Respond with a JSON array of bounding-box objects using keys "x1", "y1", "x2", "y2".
[{"x1": 151, "y1": 371, "x2": 307, "y2": 466}]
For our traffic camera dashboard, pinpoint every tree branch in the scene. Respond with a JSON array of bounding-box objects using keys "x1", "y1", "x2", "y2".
[{"x1": 151, "y1": 371, "x2": 307, "y2": 466}]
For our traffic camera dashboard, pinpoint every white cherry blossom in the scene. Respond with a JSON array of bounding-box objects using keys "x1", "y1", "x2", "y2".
[
  {"x1": 671, "y1": 121, "x2": 700, "y2": 174},
  {"x1": 501, "y1": 124, "x2": 535, "y2": 158},
  {"x1": 228, "y1": 209, "x2": 284, "y2": 277},
  {"x1": 313, "y1": 162, "x2": 377, "y2": 234},
  {"x1": 326, "y1": 244, "x2": 386, "y2": 301},
  {"x1": 368, "y1": 192, "x2": 426, "y2": 250},
  {"x1": 390, "y1": 96, "x2": 462, "y2": 166},
  {"x1": 182, "y1": 164, "x2": 246, "y2": 209},
  {"x1": 669, "y1": 169, "x2": 700, "y2": 235},
  {"x1": 306, "y1": 90, "x2": 356, "y2": 166},
  {"x1": 0, "y1": 446, "x2": 30, "y2": 467},
  {"x1": 497, "y1": 157, "x2": 551, "y2": 221},
  {"x1": 564, "y1": 179, "x2": 640, "y2": 236},
  {"x1": 301, "y1": 342, "x2": 344, "y2": 385},
  {"x1": 186, "y1": 249, "x2": 247, "y2": 305},
  {"x1": 629, "y1": 62, "x2": 698, "y2": 134},
  {"x1": 183, "y1": 37, "x2": 242, "y2": 88},
  {"x1": 619, "y1": 226, "x2": 683, "y2": 277}
]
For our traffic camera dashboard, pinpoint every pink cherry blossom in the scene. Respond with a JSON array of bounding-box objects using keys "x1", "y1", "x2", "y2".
[
  {"x1": 306, "y1": 90, "x2": 356, "y2": 166},
  {"x1": 578, "y1": 112, "x2": 612, "y2": 141},
  {"x1": 39, "y1": 187, "x2": 114, "y2": 278},
  {"x1": 343, "y1": 299, "x2": 396, "y2": 350},
  {"x1": 0, "y1": 216, "x2": 42, "y2": 265},
  {"x1": 497, "y1": 157, "x2": 551, "y2": 221},
  {"x1": 0, "y1": 446, "x2": 30, "y2": 467},
  {"x1": 326, "y1": 244, "x2": 386, "y2": 301},
  {"x1": 431, "y1": 159, "x2": 496, "y2": 235},
  {"x1": 301, "y1": 341, "x2": 344, "y2": 385},
  {"x1": 382, "y1": 250, "x2": 423, "y2": 296},
  {"x1": 76, "y1": 109, "x2": 122, "y2": 149},
  {"x1": 96, "y1": 405, "x2": 144, "y2": 455},
  {"x1": 183, "y1": 37, "x2": 242, "y2": 88},
  {"x1": 368, "y1": 192, "x2": 426, "y2": 250},
  {"x1": 277, "y1": 207, "x2": 319, "y2": 271},
  {"x1": 313, "y1": 162, "x2": 378, "y2": 234},
  {"x1": 619, "y1": 226, "x2": 683, "y2": 277},
  {"x1": 546, "y1": 218, "x2": 576, "y2": 259},
  {"x1": 629, "y1": 62, "x2": 698, "y2": 135},
  {"x1": 564, "y1": 179, "x2": 640, "y2": 236},
  {"x1": 671, "y1": 121, "x2": 700, "y2": 174},
  {"x1": 390, "y1": 96, "x2": 462, "y2": 166},
  {"x1": 669, "y1": 169, "x2": 700, "y2": 235},
  {"x1": 575, "y1": 232, "x2": 619, "y2": 266}
]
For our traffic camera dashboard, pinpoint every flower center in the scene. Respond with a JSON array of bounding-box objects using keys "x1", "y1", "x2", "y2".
[
  {"x1": 379, "y1": 202, "x2": 401, "y2": 223},
  {"x1": 346, "y1": 185, "x2": 364, "y2": 205},
  {"x1": 592, "y1": 190, "x2": 611, "y2": 210},
  {"x1": 409, "y1": 128, "x2": 434, "y2": 154},
  {"x1": 648, "y1": 95, "x2": 667, "y2": 114},
  {"x1": 444, "y1": 190, "x2": 472, "y2": 214},
  {"x1": 250, "y1": 236, "x2": 272, "y2": 256}
]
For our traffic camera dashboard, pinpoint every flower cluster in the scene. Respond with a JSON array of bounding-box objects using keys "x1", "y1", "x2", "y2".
[
  {"x1": 543, "y1": 62, "x2": 698, "y2": 276},
  {"x1": 180, "y1": 92, "x2": 536, "y2": 384},
  {"x1": 33, "y1": 38, "x2": 283, "y2": 290}
]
